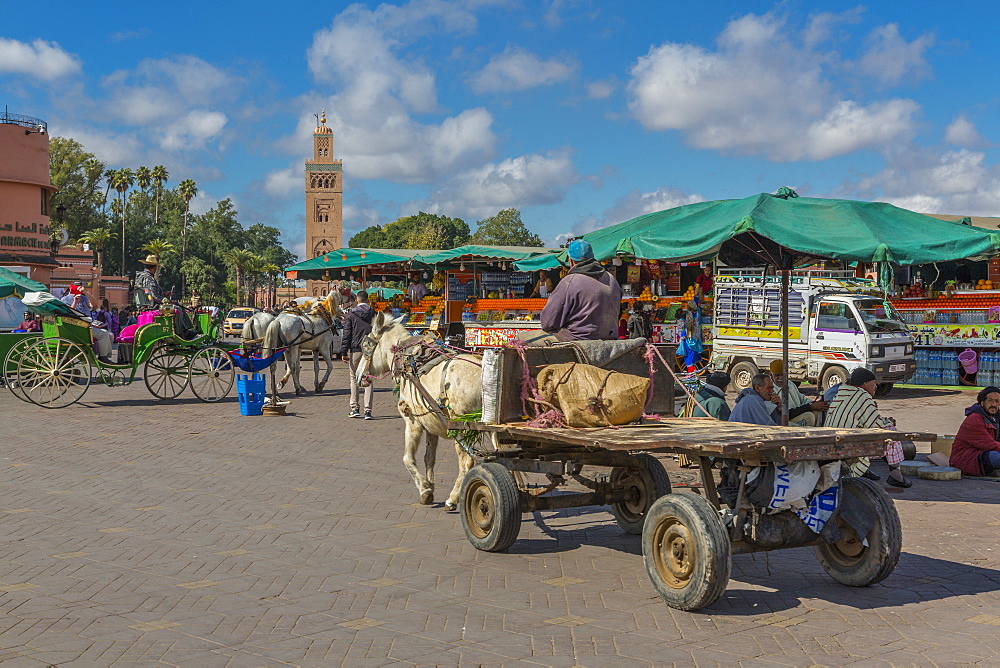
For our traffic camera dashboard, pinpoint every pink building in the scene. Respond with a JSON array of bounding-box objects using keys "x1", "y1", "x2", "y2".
[{"x1": 0, "y1": 111, "x2": 58, "y2": 284}]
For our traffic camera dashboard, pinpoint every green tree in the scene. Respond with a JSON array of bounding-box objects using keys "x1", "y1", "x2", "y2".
[
  {"x1": 109, "y1": 168, "x2": 134, "y2": 275},
  {"x1": 139, "y1": 239, "x2": 175, "y2": 258},
  {"x1": 223, "y1": 248, "x2": 255, "y2": 305},
  {"x1": 348, "y1": 225, "x2": 388, "y2": 248},
  {"x1": 48, "y1": 138, "x2": 108, "y2": 240},
  {"x1": 471, "y1": 208, "x2": 543, "y2": 246},
  {"x1": 349, "y1": 212, "x2": 469, "y2": 250},
  {"x1": 151, "y1": 165, "x2": 169, "y2": 232},
  {"x1": 177, "y1": 179, "x2": 198, "y2": 298},
  {"x1": 79, "y1": 227, "x2": 115, "y2": 300}
]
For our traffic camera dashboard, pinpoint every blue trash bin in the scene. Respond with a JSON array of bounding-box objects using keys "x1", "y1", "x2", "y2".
[{"x1": 237, "y1": 373, "x2": 267, "y2": 416}]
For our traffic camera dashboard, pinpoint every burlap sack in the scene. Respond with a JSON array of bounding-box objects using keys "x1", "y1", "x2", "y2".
[{"x1": 536, "y1": 362, "x2": 650, "y2": 427}]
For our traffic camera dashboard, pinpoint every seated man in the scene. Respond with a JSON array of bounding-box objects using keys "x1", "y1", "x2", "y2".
[
  {"x1": 17, "y1": 312, "x2": 40, "y2": 332},
  {"x1": 729, "y1": 373, "x2": 780, "y2": 426},
  {"x1": 950, "y1": 386, "x2": 1000, "y2": 477},
  {"x1": 61, "y1": 285, "x2": 114, "y2": 364},
  {"x1": 769, "y1": 360, "x2": 829, "y2": 426},
  {"x1": 689, "y1": 371, "x2": 732, "y2": 421},
  {"x1": 826, "y1": 368, "x2": 910, "y2": 488}
]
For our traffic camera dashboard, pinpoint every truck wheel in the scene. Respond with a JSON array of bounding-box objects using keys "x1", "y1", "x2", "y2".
[
  {"x1": 460, "y1": 462, "x2": 522, "y2": 552},
  {"x1": 820, "y1": 365, "x2": 848, "y2": 390},
  {"x1": 642, "y1": 492, "x2": 731, "y2": 611},
  {"x1": 874, "y1": 382, "x2": 893, "y2": 397},
  {"x1": 814, "y1": 477, "x2": 901, "y2": 587},
  {"x1": 610, "y1": 453, "x2": 672, "y2": 534},
  {"x1": 730, "y1": 361, "x2": 759, "y2": 392}
]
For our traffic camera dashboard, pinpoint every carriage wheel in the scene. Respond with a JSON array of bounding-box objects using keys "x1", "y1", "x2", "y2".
[
  {"x1": 459, "y1": 462, "x2": 522, "y2": 552},
  {"x1": 15, "y1": 338, "x2": 92, "y2": 409},
  {"x1": 610, "y1": 453, "x2": 672, "y2": 534},
  {"x1": 642, "y1": 492, "x2": 731, "y2": 611},
  {"x1": 813, "y1": 477, "x2": 901, "y2": 587},
  {"x1": 3, "y1": 336, "x2": 40, "y2": 402},
  {"x1": 188, "y1": 346, "x2": 235, "y2": 402},
  {"x1": 144, "y1": 345, "x2": 189, "y2": 399}
]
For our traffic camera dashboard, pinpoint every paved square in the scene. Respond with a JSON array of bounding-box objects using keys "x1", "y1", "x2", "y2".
[{"x1": 1, "y1": 369, "x2": 999, "y2": 665}]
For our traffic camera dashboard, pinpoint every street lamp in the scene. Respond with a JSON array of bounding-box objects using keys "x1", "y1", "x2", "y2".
[{"x1": 50, "y1": 205, "x2": 67, "y2": 255}]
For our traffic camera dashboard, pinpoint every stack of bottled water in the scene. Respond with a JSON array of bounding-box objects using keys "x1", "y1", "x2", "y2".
[
  {"x1": 912, "y1": 348, "x2": 962, "y2": 385},
  {"x1": 981, "y1": 351, "x2": 996, "y2": 386}
]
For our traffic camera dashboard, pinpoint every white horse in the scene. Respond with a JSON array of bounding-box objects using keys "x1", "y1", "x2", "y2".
[
  {"x1": 261, "y1": 292, "x2": 342, "y2": 395},
  {"x1": 357, "y1": 312, "x2": 481, "y2": 509}
]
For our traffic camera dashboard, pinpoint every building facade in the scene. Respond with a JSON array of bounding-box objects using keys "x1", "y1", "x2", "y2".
[
  {"x1": 0, "y1": 111, "x2": 59, "y2": 284},
  {"x1": 304, "y1": 111, "x2": 343, "y2": 297}
]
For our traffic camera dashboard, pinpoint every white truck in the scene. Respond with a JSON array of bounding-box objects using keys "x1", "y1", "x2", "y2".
[{"x1": 710, "y1": 271, "x2": 915, "y2": 396}]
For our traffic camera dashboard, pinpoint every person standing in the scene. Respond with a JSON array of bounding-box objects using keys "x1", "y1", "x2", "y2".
[
  {"x1": 518, "y1": 239, "x2": 622, "y2": 346},
  {"x1": 826, "y1": 368, "x2": 909, "y2": 488},
  {"x1": 406, "y1": 277, "x2": 428, "y2": 304},
  {"x1": 695, "y1": 265, "x2": 714, "y2": 295},
  {"x1": 135, "y1": 255, "x2": 164, "y2": 305},
  {"x1": 341, "y1": 291, "x2": 376, "y2": 419},
  {"x1": 530, "y1": 270, "x2": 554, "y2": 298}
]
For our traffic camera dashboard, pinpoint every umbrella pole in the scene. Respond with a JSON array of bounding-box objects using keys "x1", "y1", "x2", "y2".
[{"x1": 780, "y1": 269, "x2": 790, "y2": 426}]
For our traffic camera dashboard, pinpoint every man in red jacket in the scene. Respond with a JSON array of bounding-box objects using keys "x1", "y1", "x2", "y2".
[{"x1": 951, "y1": 386, "x2": 1000, "y2": 476}]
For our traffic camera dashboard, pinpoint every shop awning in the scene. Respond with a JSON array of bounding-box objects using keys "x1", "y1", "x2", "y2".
[
  {"x1": 0, "y1": 266, "x2": 47, "y2": 299},
  {"x1": 516, "y1": 188, "x2": 1000, "y2": 269},
  {"x1": 284, "y1": 248, "x2": 428, "y2": 279},
  {"x1": 415, "y1": 245, "x2": 558, "y2": 267}
]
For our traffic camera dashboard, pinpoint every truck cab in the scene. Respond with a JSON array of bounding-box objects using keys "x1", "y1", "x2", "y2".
[{"x1": 711, "y1": 271, "x2": 915, "y2": 396}]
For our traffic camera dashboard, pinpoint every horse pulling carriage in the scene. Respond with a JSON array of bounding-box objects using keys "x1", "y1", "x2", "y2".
[
  {"x1": 441, "y1": 345, "x2": 932, "y2": 612},
  {"x1": 4, "y1": 294, "x2": 234, "y2": 408}
]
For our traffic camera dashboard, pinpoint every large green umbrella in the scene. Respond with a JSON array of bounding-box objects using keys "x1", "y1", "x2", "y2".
[
  {"x1": 516, "y1": 188, "x2": 1000, "y2": 270},
  {"x1": 0, "y1": 266, "x2": 47, "y2": 299}
]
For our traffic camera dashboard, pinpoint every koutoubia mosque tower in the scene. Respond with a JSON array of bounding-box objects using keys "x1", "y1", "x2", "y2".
[{"x1": 304, "y1": 111, "x2": 343, "y2": 296}]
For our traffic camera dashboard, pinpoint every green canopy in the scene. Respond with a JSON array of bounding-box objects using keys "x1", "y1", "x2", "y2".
[
  {"x1": 415, "y1": 245, "x2": 557, "y2": 266},
  {"x1": 515, "y1": 189, "x2": 1000, "y2": 270},
  {"x1": 284, "y1": 248, "x2": 426, "y2": 279},
  {"x1": 0, "y1": 266, "x2": 47, "y2": 299}
]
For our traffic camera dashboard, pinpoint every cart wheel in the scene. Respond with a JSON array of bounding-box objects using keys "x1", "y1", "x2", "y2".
[
  {"x1": 3, "y1": 336, "x2": 39, "y2": 402},
  {"x1": 15, "y1": 338, "x2": 92, "y2": 409},
  {"x1": 459, "y1": 462, "x2": 522, "y2": 552},
  {"x1": 900, "y1": 440, "x2": 917, "y2": 461},
  {"x1": 730, "y1": 361, "x2": 759, "y2": 392},
  {"x1": 642, "y1": 492, "x2": 731, "y2": 611},
  {"x1": 144, "y1": 344, "x2": 189, "y2": 399},
  {"x1": 188, "y1": 346, "x2": 235, "y2": 402},
  {"x1": 813, "y1": 476, "x2": 901, "y2": 587},
  {"x1": 610, "y1": 453, "x2": 672, "y2": 534}
]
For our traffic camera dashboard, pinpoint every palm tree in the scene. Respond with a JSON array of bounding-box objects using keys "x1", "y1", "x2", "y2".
[
  {"x1": 243, "y1": 254, "x2": 264, "y2": 307},
  {"x1": 178, "y1": 178, "x2": 198, "y2": 299},
  {"x1": 135, "y1": 166, "x2": 152, "y2": 193},
  {"x1": 79, "y1": 227, "x2": 116, "y2": 304},
  {"x1": 151, "y1": 165, "x2": 169, "y2": 233},
  {"x1": 139, "y1": 239, "x2": 175, "y2": 258},
  {"x1": 223, "y1": 248, "x2": 254, "y2": 305},
  {"x1": 261, "y1": 263, "x2": 282, "y2": 307},
  {"x1": 110, "y1": 168, "x2": 134, "y2": 275}
]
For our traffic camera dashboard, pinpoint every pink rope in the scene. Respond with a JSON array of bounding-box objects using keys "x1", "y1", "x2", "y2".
[
  {"x1": 509, "y1": 338, "x2": 539, "y2": 417},
  {"x1": 642, "y1": 344, "x2": 657, "y2": 408}
]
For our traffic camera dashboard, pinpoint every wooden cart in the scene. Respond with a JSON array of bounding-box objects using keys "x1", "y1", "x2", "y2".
[{"x1": 452, "y1": 418, "x2": 932, "y2": 611}]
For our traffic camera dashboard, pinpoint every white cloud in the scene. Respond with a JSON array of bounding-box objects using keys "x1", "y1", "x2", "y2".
[
  {"x1": 626, "y1": 11, "x2": 926, "y2": 161},
  {"x1": 944, "y1": 114, "x2": 985, "y2": 147},
  {"x1": 0, "y1": 37, "x2": 80, "y2": 80},
  {"x1": 262, "y1": 166, "x2": 300, "y2": 198},
  {"x1": 468, "y1": 45, "x2": 577, "y2": 93},
  {"x1": 586, "y1": 79, "x2": 615, "y2": 100},
  {"x1": 294, "y1": 1, "x2": 500, "y2": 183},
  {"x1": 573, "y1": 186, "x2": 705, "y2": 235},
  {"x1": 159, "y1": 110, "x2": 228, "y2": 151},
  {"x1": 856, "y1": 23, "x2": 934, "y2": 87},
  {"x1": 418, "y1": 150, "x2": 581, "y2": 219},
  {"x1": 48, "y1": 125, "x2": 143, "y2": 165}
]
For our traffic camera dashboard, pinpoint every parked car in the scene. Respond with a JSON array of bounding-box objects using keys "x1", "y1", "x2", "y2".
[{"x1": 222, "y1": 307, "x2": 260, "y2": 337}]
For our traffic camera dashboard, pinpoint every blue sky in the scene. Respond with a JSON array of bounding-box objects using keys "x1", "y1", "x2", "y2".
[{"x1": 5, "y1": 0, "x2": 1000, "y2": 260}]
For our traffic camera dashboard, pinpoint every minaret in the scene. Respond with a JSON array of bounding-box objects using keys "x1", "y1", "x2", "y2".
[{"x1": 304, "y1": 110, "x2": 343, "y2": 296}]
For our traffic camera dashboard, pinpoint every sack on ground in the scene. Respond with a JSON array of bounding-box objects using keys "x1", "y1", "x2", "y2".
[{"x1": 536, "y1": 362, "x2": 649, "y2": 427}]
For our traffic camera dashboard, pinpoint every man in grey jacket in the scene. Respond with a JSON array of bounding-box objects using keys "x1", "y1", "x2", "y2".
[{"x1": 518, "y1": 239, "x2": 622, "y2": 346}]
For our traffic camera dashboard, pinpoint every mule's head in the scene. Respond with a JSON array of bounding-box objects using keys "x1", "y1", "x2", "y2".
[{"x1": 355, "y1": 311, "x2": 408, "y2": 384}]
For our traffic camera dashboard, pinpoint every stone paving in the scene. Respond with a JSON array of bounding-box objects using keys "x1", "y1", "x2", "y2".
[{"x1": 1, "y1": 368, "x2": 999, "y2": 666}]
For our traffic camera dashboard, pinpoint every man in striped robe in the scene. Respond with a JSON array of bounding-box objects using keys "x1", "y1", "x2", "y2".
[{"x1": 826, "y1": 367, "x2": 910, "y2": 488}]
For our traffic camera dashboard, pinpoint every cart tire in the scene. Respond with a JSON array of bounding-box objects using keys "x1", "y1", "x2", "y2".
[
  {"x1": 144, "y1": 344, "x2": 189, "y2": 399},
  {"x1": 4, "y1": 336, "x2": 39, "y2": 402},
  {"x1": 642, "y1": 492, "x2": 731, "y2": 611},
  {"x1": 874, "y1": 382, "x2": 894, "y2": 397},
  {"x1": 900, "y1": 440, "x2": 917, "y2": 461},
  {"x1": 188, "y1": 346, "x2": 235, "y2": 402},
  {"x1": 813, "y1": 476, "x2": 901, "y2": 587},
  {"x1": 459, "y1": 462, "x2": 522, "y2": 552},
  {"x1": 610, "y1": 453, "x2": 672, "y2": 534},
  {"x1": 16, "y1": 338, "x2": 92, "y2": 409},
  {"x1": 730, "y1": 362, "x2": 759, "y2": 392},
  {"x1": 821, "y1": 365, "x2": 849, "y2": 391}
]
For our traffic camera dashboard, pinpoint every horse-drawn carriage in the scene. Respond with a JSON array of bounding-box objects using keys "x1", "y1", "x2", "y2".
[
  {"x1": 4, "y1": 293, "x2": 234, "y2": 408},
  {"x1": 444, "y1": 344, "x2": 931, "y2": 611}
]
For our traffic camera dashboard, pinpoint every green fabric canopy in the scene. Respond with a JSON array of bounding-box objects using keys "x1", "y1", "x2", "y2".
[
  {"x1": 515, "y1": 190, "x2": 1000, "y2": 270},
  {"x1": 415, "y1": 245, "x2": 556, "y2": 266},
  {"x1": 284, "y1": 248, "x2": 426, "y2": 279},
  {"x1": 0, "y1": 266, "x2": 47, "y2": 299}
]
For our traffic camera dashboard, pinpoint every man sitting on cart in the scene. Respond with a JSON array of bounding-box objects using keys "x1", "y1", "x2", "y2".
[
  {"x1": 135, "y1": 254, "x2": 165, "y2": 306},
  {"x1": 729, "y1": 373, "x2": 781, "y2": 426},
  {"x1": 516, "y1": 239, "x2": 622, "y2": 346},
  {"x1": 61, "y1": 284, "x2": 115, "y2": 364},
  {"x1": 769, "y1": 360, "x2": 830, "y2": 426}
]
